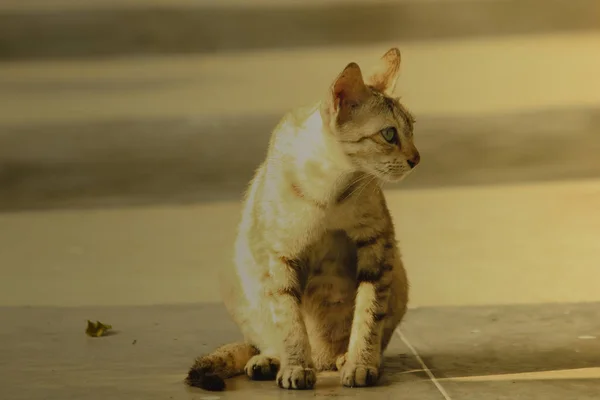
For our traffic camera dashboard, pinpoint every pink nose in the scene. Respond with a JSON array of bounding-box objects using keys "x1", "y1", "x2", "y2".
[{"x1": 407, "y1": 152, "x2": 420, "y2": 169}]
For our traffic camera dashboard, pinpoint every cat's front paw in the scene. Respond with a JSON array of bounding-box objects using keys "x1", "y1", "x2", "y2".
[
  {"x1": 276, "y1": 365, "x2": 316, "y2": 390},
  {"x1": 340, "y1": 362, "x2": 379, "y2": 387}
]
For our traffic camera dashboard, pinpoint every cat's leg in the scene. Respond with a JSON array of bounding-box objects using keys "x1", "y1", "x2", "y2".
[
  {"x1": 220, "y1": 257, "x2": 284, "y2": 383},
  {"x1": 226, "y1": 296, "x2": 282, "y2": 382},
  {"x1": 380, "y1": 262, "x2": 409, "y2": 353},
  {"x1": 341, "y1": 232, "x2": 401, "y2": 387},
  {"x1": 266, "y1": 254, "x2": 316, "y2": 390},
  {"x1": 304, "y1": 306, "x2": 353, "y2": 371},
  {"x1": 334, "y1": 261, "x2": 408, "y2": 379},
  {"x1": 302, "y1": 230, "x2": 356, "y2": 372}
]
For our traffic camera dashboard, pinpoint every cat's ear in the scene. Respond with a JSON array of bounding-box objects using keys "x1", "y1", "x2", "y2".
[
  {"x1": 328, "y1": 62, "x2": 369, "y2": 123},
  {"x1": 366, "y1": 48, "x2": 401, "y2": 94},
  {"x1": 331, "y1": 62, "x2": 368, "y2": 110}
]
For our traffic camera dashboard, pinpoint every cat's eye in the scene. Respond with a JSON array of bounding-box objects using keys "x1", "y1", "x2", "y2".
[{"x1": 380, "y1": 127, "x2": 398, "y2": 143}]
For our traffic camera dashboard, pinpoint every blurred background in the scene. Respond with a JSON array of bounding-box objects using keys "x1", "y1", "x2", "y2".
[
  {"x1": 2, "y1": 0, "x2": 600, "y2": 307},
  {"x1": 1, "y1": 1, "x2": 600, "y2": 398},
  {"x1": 2, "y1": 0, "x2": 600, "y2": 210}
]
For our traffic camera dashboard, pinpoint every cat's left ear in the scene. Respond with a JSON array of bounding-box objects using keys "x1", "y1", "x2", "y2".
[
  {"x1": 366, "y1": 48, "x2": 401, "y2": 95},
  {"x1": 323, "y1": 62, "x2": 370, "y2": 125},
  {"x1": 331, "y1": 62, "x2": 368, "y2": 112}
]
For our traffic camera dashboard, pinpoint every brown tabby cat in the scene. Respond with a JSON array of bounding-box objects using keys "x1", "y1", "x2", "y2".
[{"x1": 186, "y1": 48, "x2": 419, "y2": 391}]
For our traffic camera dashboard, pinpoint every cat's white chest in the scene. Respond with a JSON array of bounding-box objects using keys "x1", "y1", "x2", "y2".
[{"x1": 266, "y1": 199, "x2": 327, "y2": 255}]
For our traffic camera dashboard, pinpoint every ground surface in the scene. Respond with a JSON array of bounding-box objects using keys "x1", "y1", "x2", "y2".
[{"x1": 2, "y1": 303, "x2": 600, "y2": 400}]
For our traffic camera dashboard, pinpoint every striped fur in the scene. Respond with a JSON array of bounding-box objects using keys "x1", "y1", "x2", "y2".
[{"x1": 187, "y1": 48, "x2": 418, "y2": 390}]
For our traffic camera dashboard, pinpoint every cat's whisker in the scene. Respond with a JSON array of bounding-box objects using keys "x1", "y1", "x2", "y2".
[
  {"x1": 330, "y1": 172, "x2": 366, "y2": 200},
  {"x1": 348, "y1": 173, "x2": 377, "y2": 200},
  {"x1": 335, "y1": 173, "x2": 373, "y2": 201},
  {"x1": 355, "y1": 176, "x2": 378, "y2": 200},
  {"x1": 345, "y1": 175, "x2": 374, "y2": 200}
]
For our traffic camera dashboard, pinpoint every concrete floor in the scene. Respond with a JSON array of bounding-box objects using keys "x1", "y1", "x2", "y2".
[
  {"x1": 3, "y1": 303, "x2": 600, "y2": 399},
  {"x1": 2, "y1": 0, "x2": 600, "y2": 399}
]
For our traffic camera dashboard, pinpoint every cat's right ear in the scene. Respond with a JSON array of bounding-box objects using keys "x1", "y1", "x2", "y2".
[
  {"x1": 327, "y1": 63, "x2": 368, "y2": 123},
  {"x1": 366, "y1": 48, "x2": 401, "y2": 95}
]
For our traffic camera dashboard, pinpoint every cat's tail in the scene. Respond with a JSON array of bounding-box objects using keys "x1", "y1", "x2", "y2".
[{"x1": 185, "y1": 342, "x2": 259, "y2": 391}]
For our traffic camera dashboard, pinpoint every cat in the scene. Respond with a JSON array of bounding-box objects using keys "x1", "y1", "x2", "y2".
[{"x1": 186, "y1": 48, "x2": 419, "y2": 391}]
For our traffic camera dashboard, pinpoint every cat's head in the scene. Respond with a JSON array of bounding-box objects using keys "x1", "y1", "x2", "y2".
[{"x1": 322, "y1": 48, "x2": 420, "y2": 182}]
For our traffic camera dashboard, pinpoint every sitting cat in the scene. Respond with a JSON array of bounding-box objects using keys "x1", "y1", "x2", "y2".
[{"x1": 186, "y1": 48, "x2": 419, "y2": 391}]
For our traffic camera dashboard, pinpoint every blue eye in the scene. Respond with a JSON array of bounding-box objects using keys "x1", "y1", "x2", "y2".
[{"x1": 381, "y1": 127, "x2": 398, "y2": 143}]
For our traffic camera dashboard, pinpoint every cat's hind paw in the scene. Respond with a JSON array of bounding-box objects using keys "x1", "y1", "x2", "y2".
[
  {"x1": 335, "y1": 353, "x2": 347, "y2": 371},
  {"x1": 244, "y1": 355, "x2": 280, "y2": 381}
]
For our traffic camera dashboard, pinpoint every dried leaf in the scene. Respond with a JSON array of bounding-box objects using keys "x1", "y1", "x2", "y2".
[{"x1": 85, "y1": 320, "x2": 113, "y2": 337}]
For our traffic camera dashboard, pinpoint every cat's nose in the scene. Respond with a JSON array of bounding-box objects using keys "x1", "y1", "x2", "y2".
[{"x1": 407, "y1": 152, "x2": 420, "y2": 169}]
